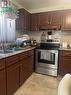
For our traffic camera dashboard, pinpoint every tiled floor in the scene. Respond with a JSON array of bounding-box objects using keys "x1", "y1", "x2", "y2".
[{"x1": 14, "y1": 73, "x2": 62, "y2": 95}]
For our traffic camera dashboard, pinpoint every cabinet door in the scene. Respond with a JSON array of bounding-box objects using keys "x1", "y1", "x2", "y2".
[
  {"x1": 16, "y1": 9, "x2": 24, "y2": 31},
  {"x1": 16, "y1": 8, "x2": 30, "y2": 32},
  {"x1": 49, "y1": 11, "x2": 63, "y2": 25},
  {"x1": 0, "y1": 59, "x2": 6, "y2": 95},
  {"x1": 38, "y1": 11, "x2": 62, "y2": 30},
  {"x1": 62, "y1": 10, "x2": 71, "y2": 31},
  {"x1": 38, "y1": 12, "x2": 50, "y2": 26},
  {"x1": 26, "y1": 12, "x2": 30, "y2": 31},
  {"x1": 20, "y1": 58, "x2": 29, "y2": 85},
  {"x1": 20, "y1": 55, "x2": 34, "y2": 85},
  {"x1": 0, "y1": 69, "x2": 6, "y2": 95},
  {"x1": 30, "y1": 13, "x2": 39, "y2": 31},
  {"x1": 27, "y1": 55, "x2": 34, "y2": 75},
  {"x1": 23, "y1": 10, "x2": 30, "y2": 31},
  {"x1": 58, "y1": 50, "x2": 71, "y2": 76},
  {"x1": 7, "y1": 63, "x2": 19, "y2": 95}
]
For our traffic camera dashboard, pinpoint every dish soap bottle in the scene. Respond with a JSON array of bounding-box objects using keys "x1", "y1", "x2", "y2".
[{"x1": 41, "y1": 32, "x2": 46, "y2": 42}]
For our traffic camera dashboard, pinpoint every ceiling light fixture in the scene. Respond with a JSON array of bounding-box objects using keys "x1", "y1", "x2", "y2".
[{"x1": 0, "y1": 0, "x2": 18, "y2": 19}]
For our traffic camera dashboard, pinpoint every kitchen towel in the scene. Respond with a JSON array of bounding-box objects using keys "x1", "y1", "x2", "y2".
[{"x1": 40, "y1": 50, "x2": 50, "y2": 60}]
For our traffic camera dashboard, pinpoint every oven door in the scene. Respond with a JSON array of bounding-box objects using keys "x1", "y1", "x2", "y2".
[{"x1": 36, "y1": 49, "x2": 58, "y2": 69}]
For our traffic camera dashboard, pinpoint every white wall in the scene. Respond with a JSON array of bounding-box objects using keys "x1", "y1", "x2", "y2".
[
  {"x1": 16, "y1": 30, "x2": 62, "y2": 42},
  {"x1": 16, "y1": 30, "x2": 71, "y2": 45}
]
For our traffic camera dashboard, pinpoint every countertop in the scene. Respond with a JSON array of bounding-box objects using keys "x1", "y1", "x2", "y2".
[
  {"x1": 0, "y1": 46, "x2": 35, "y2": 59},
  {"x1": 59, "y1": 47, "x2": 71, "y2": 51}
]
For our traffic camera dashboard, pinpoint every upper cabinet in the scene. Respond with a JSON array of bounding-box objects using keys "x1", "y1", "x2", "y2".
[
  {"x1": 38, "y1": 12, "x2": 49, "y2": 25},
  {"x1": 16, "y1": 8, "x2": 30, "y2": 32},
  {"x1": 30, "y1": 11, "x2": 62, "y2": 31},
  {"x1": 39, "y1": 11, "x2": 62, "y2": 25},
  {"x1": 30, "y1": 13, "x2": 39, "y2": 31},
  {"x1": 16, "y1": 8, "x2": 71, "y2": 32},
  {"x1": 49, "y1": 11, "x2": 63, "y2": 25},
  {"x1": 38, "y1": 12, "x2": 50, "y2": 30},
  {"x1": 39, "y1": 11, "x2": 62, "y2": 30},
  {"x1": 62, "y1": 10, "x2": 71, "y2": 31}
]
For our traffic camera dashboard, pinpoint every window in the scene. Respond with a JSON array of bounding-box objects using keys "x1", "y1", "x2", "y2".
[{"x1": 0, "y1": 14, "x2": 16, "y2": 43}]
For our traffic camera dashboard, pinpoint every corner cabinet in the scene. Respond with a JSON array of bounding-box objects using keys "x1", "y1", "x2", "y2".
[
  {"x1": 16, "y1": 8, "x2": 30, "y2": 32},
  {"x1": 0, "y1": 59, "x2": 6, "y2": 95},
  {"x1": 0, "y1": 48, "x2": 34, "y2": 95},
  {"x1": 62, "y1": 10, "x2": 71, "y2": 31},
  {"x1": 58, "y1": 50, "x2": 71, "y2": 76},
  {"x1": 30, "y1": 13, "x2": 39, "y2": 31}
]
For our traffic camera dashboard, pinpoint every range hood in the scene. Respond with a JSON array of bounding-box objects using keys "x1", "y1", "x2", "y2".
[{"x1": 39, "y1": 24, "x2": 61, "y2": 30}]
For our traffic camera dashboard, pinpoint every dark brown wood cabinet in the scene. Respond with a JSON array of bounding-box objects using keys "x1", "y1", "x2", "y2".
[
  {"x1": 38, "y1": 11, "x2": 62, "y2": 25},
  {"x1": 19, "y1": 50, "x2": 34, "y2": 85},
  {"x1": 16, "y1": 8, "x2": 30, "y2": 32},
  {"x1": 62, "y1": 10, "x2": 71, "y2": 31},
  {"x1": 49, "y1": 11, "x2": 63, "y2": 25},
  {"x1": 0, "y1": 49, "x2": 34, "y2": 95},
  {"x1": 6, "y1": 55, "x2": 19, "y2": 95},
  {"x1": 0, "y1": 59, "x2": 6, "y2": 95},
  {"x1": 39, "y1": 11, "x2": 62, "y2": 30},
  {"x1": 30, "y1": 13, "x2": 39, "y2": 31},
  {"x1": 27, "y1": 55, "x2": 34, "y2": 75},
  {"x1": 16, "y1": 8, "x2": 71, "y2": 32},
  {"x1": 38, "y1": 12, "x2": 50, "y2": 26},
  {"x1": 58, "y1": 50, "x2": 71, "y2": 76},
  {"x1": 30, "y1": 11, "x2": 62, "y2": 31},
  {"x1": 30, "y1": 12, "x2": 50, "y2": 31}
]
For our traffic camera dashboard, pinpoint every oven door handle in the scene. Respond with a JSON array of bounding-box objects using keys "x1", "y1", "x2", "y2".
[{"x1": 50, "y1": 53, "x2": 55, "y2": 62}]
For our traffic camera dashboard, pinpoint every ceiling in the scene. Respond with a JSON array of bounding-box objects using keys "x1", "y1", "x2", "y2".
[{"x1": 12, "y1": 0, "x2": 71, "y2": 13}]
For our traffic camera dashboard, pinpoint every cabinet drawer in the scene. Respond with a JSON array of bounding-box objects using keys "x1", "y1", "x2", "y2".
[
  {"x1": 0, "y1": 59, "x2": 5, "y2": 70},
  {"x1": 6, "y1": 54, "x2": 19, "y2": 67},
  {"x1": 59, "y1": 50, "x2": 71, "y2": 57}
]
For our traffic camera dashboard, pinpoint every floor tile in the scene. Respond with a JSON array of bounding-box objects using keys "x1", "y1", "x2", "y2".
[{"x1": 14, "y1": 73, "x2": 61, "y2": 95}]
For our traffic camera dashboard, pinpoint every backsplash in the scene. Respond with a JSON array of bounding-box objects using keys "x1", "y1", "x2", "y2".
[
  {"x1": 16, "y1": 30, "x2": 71, "y2": 44},
  {"x1": 61, "y1": 31, "x2": 71, "y2": 44}
]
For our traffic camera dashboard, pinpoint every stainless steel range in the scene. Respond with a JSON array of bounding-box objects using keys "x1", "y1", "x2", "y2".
[{"x1": 35, "y1": 42, "x2": 60, "y2": 76}]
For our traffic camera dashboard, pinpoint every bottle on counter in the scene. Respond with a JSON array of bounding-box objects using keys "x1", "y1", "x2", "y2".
[
  {"x1": 62, "y1": 42, "x2": 67, "y2": 48},
  {"x1": 41, "y1": 32, "x2": 46, "y2": 42}
]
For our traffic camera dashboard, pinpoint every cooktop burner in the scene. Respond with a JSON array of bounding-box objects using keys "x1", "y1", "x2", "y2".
[
  {"x1": 47, "y1": 39, "x2": 60, "y2": 42},
  {"x1": 37, "y1": 42, "x2": 60, "y2": 50}
]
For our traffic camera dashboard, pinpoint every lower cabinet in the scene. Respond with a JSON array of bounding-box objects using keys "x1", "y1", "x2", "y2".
[
  {"x1": 20, "y1": 58, "x2": 30, "y2": 85},
  {"x1": 6, "y1": 63, "x2": 19, "y2": 95},
  {"x1": 58, "y1": 50, "x2": 71, "y2": 76},
  {"x1": 6, "y1": 54, "x2": 20, "y2": 95},
  {"x1": 0, "y1": 59, "x2": 6, "y2": 95},
  {"x1": 27, "y1": 56, "x2": 34, "y2": 76},
  {"x1": 0, "y1": 69, "x2": 6, "y2": 95},
  {"x1": 0, "y1": 49, "x2": 34, "y2": 95},
  {"x1": 19, "y1": 52, "x2": 34, "y2": 85}
]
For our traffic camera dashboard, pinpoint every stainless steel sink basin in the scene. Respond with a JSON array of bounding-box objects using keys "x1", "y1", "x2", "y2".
[
  {"x1": 0, "y1": 47, "x2": 24, "y2": 53},
  {"x1": 7, "y1": 46, "x2": 31, "y2": 51}
]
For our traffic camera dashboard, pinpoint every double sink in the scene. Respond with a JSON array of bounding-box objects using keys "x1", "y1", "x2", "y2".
[
  {"x1": 0, "y1": 47, "x2": 24, "y2": 53},
  {"x1": 0, "y1": 46, "x2": 31, "y2": 58}
]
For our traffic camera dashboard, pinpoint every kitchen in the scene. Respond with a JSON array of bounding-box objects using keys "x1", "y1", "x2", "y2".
[{"x1": 0, "y1": 0, "x2": 71, "y2": 95}]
